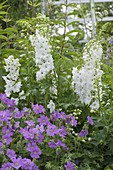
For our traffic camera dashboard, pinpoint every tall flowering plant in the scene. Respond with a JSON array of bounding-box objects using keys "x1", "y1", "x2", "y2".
[
  {"x1": 2, "y1": 26, "x2": 56, "y2": 107},
  {"x1": 72, "y1": 40, "x2": 103, "y2": 110},
  {"x1": 29, "y1": 29, "x2": 54, "y2": 81},
  {"x1": 1, "y1": 12, "x2": 104, "y2": 115}
]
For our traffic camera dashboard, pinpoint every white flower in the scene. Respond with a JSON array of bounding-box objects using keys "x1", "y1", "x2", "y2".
[
  {"x1": 72, "y1": 40, "x2": 103, "y2": 110},
  {"x1": 50, "y1": 86, "x2": 57, "y2": 95},
  {"x1": 47, "y1": 100, "x2": 55, "y2": 113},
  {"x1": 90, "y1": 100, "x2": 100, "y2": 110},
  {"x1": 30, "y1": 29, "x2": 54, "y2": 81},
  {"x1": 3, "y1": 55, "x2": 22, "y2": 97},
  {"x1": 13, "y1": 82, "x2": 22, "y2": 93}
]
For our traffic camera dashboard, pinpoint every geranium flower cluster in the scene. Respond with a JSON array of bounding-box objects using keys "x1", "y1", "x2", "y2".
[
  {"x1": 2, "y1": 55, "x2": 22, "y2": 97},
  {"x1": 29, "y1": 29, "x2": 54, "y2": 81},
  {"x1": 72, "y1": 40, "x2": 103, "y2": 110},
  {"x1": 0, "y1": 93, "x2": 94, "y2": 169},
  {"x1": 0, "y1": 93, "x2": 78, "y2": 169},
  {"x1": 1, "y1": 152, "x2": 39, "y2": 170}
]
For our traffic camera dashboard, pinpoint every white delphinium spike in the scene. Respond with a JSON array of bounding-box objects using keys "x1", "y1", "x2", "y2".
[
  {"x1": 29, "y1": 29, "x2": 54, "y2": 81},
  {"x1": 47, "y1": 100, "x2": 55, "y2": 113},
  {"x1": 3, "y1": 55, "x2": 22, "y2": 97},
  {"x1": 50, "y1": 85, "x2": 57, "y2": 96},
  {"x1": 72, "y1": 40, "x2": 103, "y2": 110}
]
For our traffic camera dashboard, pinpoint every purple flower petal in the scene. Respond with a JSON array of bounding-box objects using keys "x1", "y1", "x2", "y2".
[
  {"x1": 79, "y1": 130, "x2": 88, "y2": 137},
  {"x1": 87, "y1": 116, "x2": 94, "y2": 125}
]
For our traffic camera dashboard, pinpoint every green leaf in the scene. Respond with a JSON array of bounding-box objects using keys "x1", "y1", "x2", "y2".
[
  {"x1": 5, "y1": 27, "x2": 17, "y2": 33},
  {"x1": 0, "y1": 1, "x2": 8, "y2": 7},
  {"x1": 0, "y1": 11, "x2": 8, "y2": 15},
  {"x1": 66, "y1": 29, "x2": 84, "y2": 36},
  {"x1": 2, "y1": 18, "x2": 12, "y2": 22},
  {"x1": 0, "y1": 35, "x2": 7, "y2": 40}
]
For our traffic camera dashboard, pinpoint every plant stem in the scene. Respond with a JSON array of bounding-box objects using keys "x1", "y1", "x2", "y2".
[{"x1": 60, "y1": 0, "x2": 68, "y2": 55}]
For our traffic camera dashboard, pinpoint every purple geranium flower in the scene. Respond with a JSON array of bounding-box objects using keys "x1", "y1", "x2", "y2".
[
  {"x1": 6, "y1": 149, "x2": 16, "y2": 161},
  {"x1": 50, "y1": 111, "x2": 61, "y2": 121},
  {"x1": 31, "y1": 163, "x2": 39, "y2": 170},
  {"x1": 48, "y1": 141, "x2": 58, "y2": 149},
  {"x1": 7, "y1": 121, "x2": 12, "y2": 129},
  {"x1": 35, "y1": 131, "x2": 44, "y2": 143},
  {"x1": 24, "y1": 128, "x2": 35, "y2": 140},
  {"x1": 14, "y1": 121, "x2": 20, "y2": 129},
  {"x1": 25, "y1": 120, "x2": 35, "y2": 127},
  {"x1": 21, "y1": 158, "x2": 39, "y2": 170},
  {"x1": 75, "y1": 159, "x2": 80, "y2": 165},
  {"x1": 2, "y1": 126, "x2": 13, "y2": 135},
  {"x1": 0, "y1": 110, "x2": 12, "y2": 123},
  {"x1": 21, "y1": 158, "x2": 33, "y2": 169},
  {"x1": 56, "y1": 140, "x2": 68, "y2": 150},
  {"x1": 2, "y1": 134, "x2": 12, "y2": 145},
  {"x1": 0, "y1": 93, "x2": 7, "y2": 101},
  {"x1": 79, "y1": 130, "x2": 88, "y2": 137},
  {"x1": 30, "y1": 147, "x2": 42, "y2": 159},
  {"x1": 32, "y1": 103, "x2": 45, "y2": 114},
  {"x1": 22, "y1": 158, "x2": 39, "y2": 170},
  {"x1": 58, "y1": 126, "x2": 67, "y2": 138},
  {"x1": 22, "y1": 107, "x2": 31, "y2": 116},
  {"x1": 46, "y1": 124, "x2": 59, "y2": 136},
  {"x1": 27, "y1": 143, "x2": 41, "y2": 159},
  {"x1": 0, "y1": 93, "x2": 15, "y2": 108},
  {"x1": 0, "y1": 162, "x2": 12, "y2": 170},
  {"x1": 27, "y1": 141, "x2": 41, "y2": 152},
  {"x1": 11, "y1": 157, "x2": 23, "y2": 169},
  {"x1": 20, "y1": 127, "x2": 28, "y2": 137},
  {"x1": 37, "y1": 115, "x2": 50, "y2": 126},
  {"x1": 50, "y1": 111, "x2": 66, "y2": 121},
  {"x1": 65, "y1": 115, "x2": 71, "y2": 123},
  {"x1": 27, "y1": 142, "x2": 35, "y2": 152},
  {"x1": 87, "y1": 116, "x2": 94, "y2": 125},
  {"x1": 35, "y1": 125, "x2": 44, "y2": 133},
  {"x1": 59, "y1": 111, "x2": 66, "y2": 120},
  {"x1": 14, "y1": 108, "x2": 23, "y2": 119},
  {"x1": 64, "y1": 161, "x2": 74, "y2": 170},
  {"x1": 70, "y1": 116, "x2": 77, "y2": 127}
]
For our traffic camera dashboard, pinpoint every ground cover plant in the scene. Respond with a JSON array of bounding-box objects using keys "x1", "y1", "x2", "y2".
[
  {"x1": 0, "y1": 93, "x2": 78, "y2": 169},
  {"x1": 1, "y1": 0, "x2": 113, "y2": 169}
]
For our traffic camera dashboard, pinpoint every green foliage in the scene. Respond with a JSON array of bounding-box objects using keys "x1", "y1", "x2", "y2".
[
  {"x1": 0, "y1": 1, "x2": 19, "y2": 93},
  {"x1": 1, "y1": 0, "x2": 113, "y2": 169}
]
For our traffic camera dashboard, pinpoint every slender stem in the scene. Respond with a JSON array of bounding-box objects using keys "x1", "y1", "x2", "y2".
[
  {"x1": 31, "y1": 0, "x2": 35, "y2": 17},
  {"x1": 60, "y1": 0, "x2": 68, "y2": 55},
  {"x1": 90, "y1": 0, "x2": 96, "y2": 38},
  {"x1": 80, "y1": 0, "x2": 89, "y2": 41},
  {"x1": 57, "y1": 0, "x2": 68, "y2": 107},
  {"x1": 95, "y1": 61, "x2": 101, "y2": 109}
]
